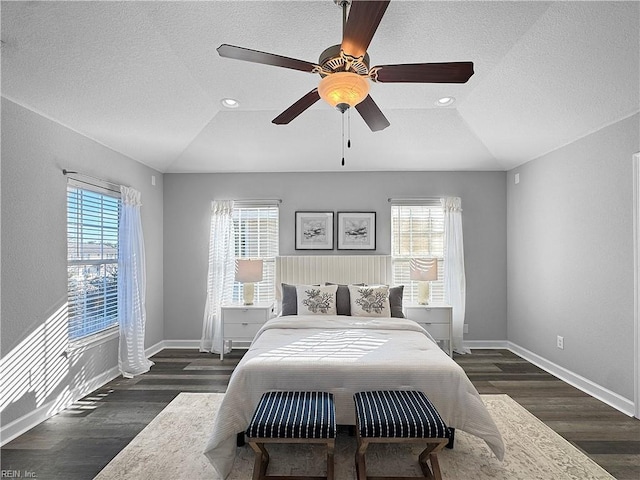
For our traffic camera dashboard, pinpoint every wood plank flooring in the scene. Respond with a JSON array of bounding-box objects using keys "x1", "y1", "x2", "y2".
[{"x1": 1, "y1": 349, "x2": 638, "y2": 479}]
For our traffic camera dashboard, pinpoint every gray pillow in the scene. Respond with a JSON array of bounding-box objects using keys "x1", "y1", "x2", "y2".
[
  {"x1": 281, "y1": 283, "x2": 297, "y2": 316},
  {"x1": 389, "y1": 285, "x2": 405, "y2": 318},
  {"x1": 325, "y1": 282, "x2": 364, "y2": 315}
]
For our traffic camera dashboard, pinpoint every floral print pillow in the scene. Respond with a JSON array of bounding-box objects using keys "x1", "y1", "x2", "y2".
[
  {"x1": 296, "y1": 284, "x2": 338, "y2": 315},
  {"x1": 348, "y1": 285, "x2": 391, "y2": 317}
]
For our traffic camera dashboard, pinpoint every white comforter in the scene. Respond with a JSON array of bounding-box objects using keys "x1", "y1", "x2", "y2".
[{"x1": 204, "y1": 315, "x2": 504, "y2": 478}]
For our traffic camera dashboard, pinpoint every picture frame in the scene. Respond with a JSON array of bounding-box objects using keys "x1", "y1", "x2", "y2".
[
  {"x1": 295, "y1": 211, "x2": 334, "y2": 250},
  {"x1": 337, "y1": 212, "x2": 376, "y2": 250}
]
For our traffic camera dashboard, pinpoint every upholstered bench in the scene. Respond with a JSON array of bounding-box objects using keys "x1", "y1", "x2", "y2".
[
  {"x1": 353, "y1": 390, "x2": 451, "y2": 480},
  {"x1": 246, "y1": 391, "x2": 336, "y2": 480}
]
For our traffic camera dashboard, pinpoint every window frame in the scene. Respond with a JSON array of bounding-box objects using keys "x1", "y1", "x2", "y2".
[
  {"x1": 231, "y1": 201, "x2": 280, "y2": 305},
  {"x1": 390, "y1": 199, "x2": 446, "y2": 304},
  {"x1": 67, "y1": 179, "x2": 120, "y2": 343}
]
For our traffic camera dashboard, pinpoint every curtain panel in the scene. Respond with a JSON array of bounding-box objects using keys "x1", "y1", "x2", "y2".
[
  {"x1": 443, "y1": 197, "x2": 470, "y2": 354},
  {"x1": 201, "y1": 200, "x2": 236, "y2": 353},
  {"x1": 117, "y1": 186, "x2": 154, "y2": 378}
]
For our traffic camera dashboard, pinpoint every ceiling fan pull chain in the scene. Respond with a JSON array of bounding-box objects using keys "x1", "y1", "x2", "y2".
[
  {"x1": 347, "y1": 108, "x2": 351, "y2": 148},
  {"x1": 341, "y1": 110, "x2": 346, "y2": 166}
]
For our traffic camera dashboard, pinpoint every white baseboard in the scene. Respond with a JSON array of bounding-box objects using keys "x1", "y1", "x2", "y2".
[
  {"x1": 464, "y1": 340, "x2": 509, "y2": 349},
  {"x1": 157, "y1": 339, "x2": 202, "y2": 349},
  {"x1": 0, "y1": 366, "x2": 120, "y2": 447},
  {"x1": 145, "y1": 339, "x2": 167, "y2": 358},
  {"x1": 507, "y1": 341, "x2": 635, "y2": 417}
]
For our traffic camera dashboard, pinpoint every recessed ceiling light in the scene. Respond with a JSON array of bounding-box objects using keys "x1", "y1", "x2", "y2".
[
  {"x1": 435, "y1": 96, "x2": 455, "y2": 106},
  {"x1": 221, "y1": 98, "x2": 239, "y2": 109}
]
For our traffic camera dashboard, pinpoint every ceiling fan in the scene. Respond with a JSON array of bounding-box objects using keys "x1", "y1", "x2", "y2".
[{"x1": 217, "y1": 0, "x2": 474, "y2": 132}]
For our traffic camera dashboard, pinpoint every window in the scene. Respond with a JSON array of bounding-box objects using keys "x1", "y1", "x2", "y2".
[
  {"x1": 232, "y1": 203, "x2": 279, "y2": 304},
  {"x1": 391, "y1": 200, "x2": 445, "y2": 303},
  {"x1": 67, "y1": 181, "x2": 119, "y2": 340}
]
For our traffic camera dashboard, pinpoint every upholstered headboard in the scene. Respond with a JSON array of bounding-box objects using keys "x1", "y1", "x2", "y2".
[{"x1": 275, "y1": 255, "x2": 392, "y2": 300}]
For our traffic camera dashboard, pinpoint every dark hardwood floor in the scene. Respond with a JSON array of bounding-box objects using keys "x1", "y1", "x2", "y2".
[{"x1": 1, "y1": 348, "x2": 639, "y2": 479}]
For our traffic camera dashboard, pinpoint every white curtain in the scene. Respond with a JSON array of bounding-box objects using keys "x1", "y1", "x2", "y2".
[
  {"x1": 443, "y1": 197, "x2": 470, "y2": 354},
  {"x1": 118, "y1": 186, "x2": 154, "y2": 378},
  {"x1": 200, "y1": 200, "x2": 236, "y2": 353}
]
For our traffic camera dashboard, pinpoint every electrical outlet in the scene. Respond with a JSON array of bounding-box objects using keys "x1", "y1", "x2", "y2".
[
  {"x1": 557, "y1": 335, "x2": 564, "y2": 349},
  {"x1": 463, "y1": 324, "x2": 469, "y2": 334}
]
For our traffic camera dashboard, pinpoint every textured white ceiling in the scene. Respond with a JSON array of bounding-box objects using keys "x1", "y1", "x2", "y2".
[{"x1": 2, "y1": 1, "x2": 638, "y2": 173}]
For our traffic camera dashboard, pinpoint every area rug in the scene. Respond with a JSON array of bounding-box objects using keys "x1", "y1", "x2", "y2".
[{"x1": 93, "y1": 393, "x2": 614, "y2": 480}]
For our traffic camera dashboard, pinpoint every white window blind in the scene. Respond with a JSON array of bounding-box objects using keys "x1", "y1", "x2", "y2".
[
  {"x1": 232, "y1": 203, "x2": 279, "y2": 304},
  {"x1": 67, "y1": 182, "x2": 119, "y2": 340},
  {"x1": 391, "y1": 201, "x2": 445, "y2": 303}
]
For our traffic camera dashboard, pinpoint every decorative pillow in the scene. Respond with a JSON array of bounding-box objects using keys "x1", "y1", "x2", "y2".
[
  {"x1": 296, "y1": 284, "x2": 338, "y2": 315},
  {"x1": 281, "y1": 283, "x2": 298, "y2": 316},
  {"x1": 348, "y1": 285, "x2": 391, "y2": 317},
  {"x1": 325, "y1": 282, "x2": 364, "y2": 315},
  {"x1": 389, "y1": 285, "x2": 405, "y2": 318}
]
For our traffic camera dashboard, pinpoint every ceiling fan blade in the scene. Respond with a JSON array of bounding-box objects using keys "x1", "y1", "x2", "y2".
[
  {"x1": 341, "y1": 0, "x2": 390, "y2": 59},
  {"x1": 272, "y1": 89, "x2": 321, "y2": 125},
  {"x1": 355, "y1": 95, "x2": 390, "y2": 132},
  {"x1": 217, "y1": 44, "x2": 317, "y2": 73},
  {"x1": 372, "y1": 62, "x2": 474, "y2": 83}
]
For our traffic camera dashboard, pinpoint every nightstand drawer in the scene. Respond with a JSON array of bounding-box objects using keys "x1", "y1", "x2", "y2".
[
  {"x1": 418, "y1": 322, "x2": 450, "y2": 340},
  {"x1": 224, "y1": 322, "x2": 262, "y2": 340},
  {"x1": 404, "y1": 306, "x2": 449, "y2": 324},
  {"x1": 223, "y1": 308, "x2": 269, "y2": 324}
]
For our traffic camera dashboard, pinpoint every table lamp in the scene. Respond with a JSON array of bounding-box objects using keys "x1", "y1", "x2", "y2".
[
  {"x1": 410, "y1": 258, "x2": 438, "y2": 305},
  {"x1": 235, "y1": 259, "x2": 263, "y2": 305}
]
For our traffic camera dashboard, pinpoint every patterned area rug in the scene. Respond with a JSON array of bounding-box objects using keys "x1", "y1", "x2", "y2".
[{"x1": 94, "y1": 393, "x2": 614, "y2": 480}]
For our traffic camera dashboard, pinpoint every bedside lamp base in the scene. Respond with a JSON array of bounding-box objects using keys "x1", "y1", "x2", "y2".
[
  {"x1": 243, "y1": 283, "x2": 255, "y2": 305},
  {"x1": 417, "y1": 281, "x2": 430, "y2": 305}
]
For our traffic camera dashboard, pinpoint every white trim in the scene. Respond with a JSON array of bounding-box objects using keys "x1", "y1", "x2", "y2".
[
  {"x1": 159, "y1": 339, "x2": 202, "y2": 349},
  {"x1": 145, "y1": 340, "x2": 166, "y2": 359},
  {"x1": 0, "y1": 366, "x2": 120, "y2": 446},
  {"x1": 464, "y1": 340, "x2": 509, "y2": 349},
  {"x1": 634, "y1": 152, "x2": 640, "y2": 419},
  {"x1": 508, "y1": 342, "x2": 635, "y2": 417}
]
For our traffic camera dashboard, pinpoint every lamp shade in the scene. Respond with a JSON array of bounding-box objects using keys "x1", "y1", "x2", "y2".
[
  {"x1": 235, "y1": 259, "x2": 263, "y2": 283},
  {"x1": 318, "y1": 72, "x2": 370, "y2": 109},
  {"x1": 409, "y1": 258, "x2": 438, "y2": 281}
]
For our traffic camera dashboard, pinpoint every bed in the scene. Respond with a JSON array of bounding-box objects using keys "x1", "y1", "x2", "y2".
[{"x1": 204, "y1": 256, "x2": 504, "y2": 479}]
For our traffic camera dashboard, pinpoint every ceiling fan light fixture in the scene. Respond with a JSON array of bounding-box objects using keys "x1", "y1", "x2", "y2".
[{"x1": 318, "y1": 72, "x2": 370, "y2": 110}]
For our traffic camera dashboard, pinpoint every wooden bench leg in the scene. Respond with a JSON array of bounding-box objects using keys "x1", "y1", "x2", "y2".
[
  {"x1": 327, "y1": 439, "x2": 335, "y2": 480},
  {"x1": 429, "y1": 453, "x2": 443, "y2": 480},
  {"x1": 418, "y1": 443, "x2": 446, "y2": 480},
  {"x1": 249, "y1": 442, "x2": 269, "y2": 480},
  {"x1": 355, "y1": 438, "x2": 368, "y2": 480}
]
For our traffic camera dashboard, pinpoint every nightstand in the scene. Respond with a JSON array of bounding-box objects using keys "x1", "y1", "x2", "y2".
[
  {"x1": 403, "y1": 304, "x2": 453, "y2": 357},
  {"x1": 220, "y1": 303, "x2": 273, "y2": 360}
]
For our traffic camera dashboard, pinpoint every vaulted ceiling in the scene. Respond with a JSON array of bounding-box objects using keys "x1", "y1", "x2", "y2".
[{"x1": 2, "y1": 1, "x2": 638, "y2": 173}]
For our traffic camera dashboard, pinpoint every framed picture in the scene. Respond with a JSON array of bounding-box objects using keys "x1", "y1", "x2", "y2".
[
  {"x1": 337, "y1": 212, "x2": 376, "y2": 250},
  {"x1": 295, "y1": 211, "x2": 334, "y2": 250}
]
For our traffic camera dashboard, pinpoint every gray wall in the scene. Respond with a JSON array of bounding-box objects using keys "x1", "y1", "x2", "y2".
[
  {"x1": 1, "y1": 98, "x2": 164, "y2": 428},
  {"x1": 163, "y1": 171, "x2": 507, "y2": 341},
  {"x1": 507, "y1": 113, "x2": 639, "y2": 400}
]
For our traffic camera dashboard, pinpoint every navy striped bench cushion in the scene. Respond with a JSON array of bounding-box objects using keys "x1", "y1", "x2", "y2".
[
  {"x1": 354, "y1": 390, "x2": 450, "y2": 439},
  {"x1": 246, "y1": 391, "x2": 336, "y2": 439}
]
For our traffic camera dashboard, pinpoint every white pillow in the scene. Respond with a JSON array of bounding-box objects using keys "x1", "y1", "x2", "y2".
[
  {"x1": 348, "y1": 285, "x2": 391, "y2": 317},
  {"x1": 296, "y1": 284, "x2": 338, "y2": 315}
]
